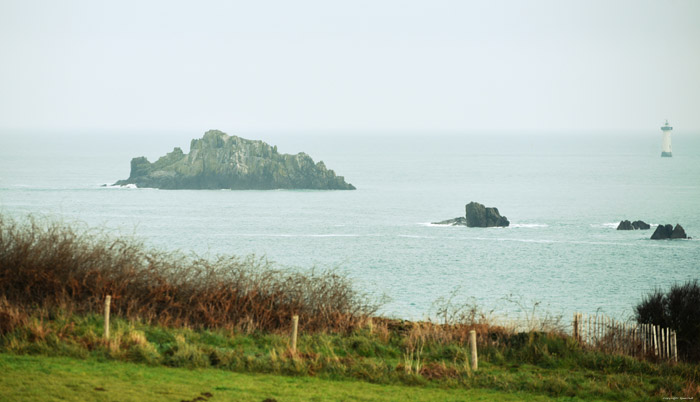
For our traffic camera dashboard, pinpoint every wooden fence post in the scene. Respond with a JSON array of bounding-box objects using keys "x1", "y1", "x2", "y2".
[
  {"x1": 469, "y1": 330, "x2": 478, "y2": 371},
  {"x1": 652, "y1": 325, "x2": 658, "y2": 357},
  {"x1": 291, "y1": 315, "x2": 299, "y2": 353},
  {"x1": 647, "y1": 325, "x2": 651, "y2": 355},
  {"x1": 673, "y1": 331, "x2": 678, "y2": 362},
  {"x1": 593, "y1": 315, "x2": 597, "y2": 345},
  {"x1": 661, "y1": 328, "x2": 665, "y2": 359},
  {"x1": 587, "y1": 315, "x2": 591, "y2": 345},
  {"x1": 611, "y1": 319, "x2": 615, "y2": 353},
  {"x1": 104, "y1": 295, "x2": 111, "y2": 341}
]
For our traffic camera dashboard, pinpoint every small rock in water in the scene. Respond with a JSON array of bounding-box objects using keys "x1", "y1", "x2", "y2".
[
  {"x1": 671, "y1": 224, "x2": 688, "y2": 239},
  {"x1": 432, "y1": 202, "x2": 509, "y2": 228},
  {"x1": 617, "y1": 220, "x2": 633, "y2": 230},
  {"x1": 632, "y1": 220, "x2": 651, "y2": 230},
  {"x1": 651, "y1": 223, "x2": 688, "y2": 240},
  {"x1": 617, "y1": 220, "x2": 650, "y2": 230}
]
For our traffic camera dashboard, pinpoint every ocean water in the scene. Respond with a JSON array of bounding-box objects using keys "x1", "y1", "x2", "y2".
[{"x1": 1, "y1": 129, "x2": 699, "y2": 323}]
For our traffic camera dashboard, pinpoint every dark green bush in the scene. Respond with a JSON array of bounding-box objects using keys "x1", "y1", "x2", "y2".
[{"x1": 635, "y1": 280, "x2": 700, "y2": 362}]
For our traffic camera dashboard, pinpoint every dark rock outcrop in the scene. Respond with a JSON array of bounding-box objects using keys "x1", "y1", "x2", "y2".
[
  {"x1": 465, "y1": 202, "x2": 509, "y2": 227},
  {"x1": 651, "y1": 224, "x2": 673, "y2": 239},
  {"x1": 432, "y1": 202, "x2": 509, "y2": 227},
  {"x1": 617, "y1": 220, "x2": 633, "y2": 230},
  {"x1": 114, "y1": 130, "x2": 355, "y2": 190},
  {"x1": 617, "y1": 220, "x2": 650, "y2": 230},
  {"x1": 651, "y1": 224, "x2": 688, "y2": 240},
  {"x1": 633, "y1": 220, "x2": 651, "y2": 230},
  {"x1": 671, "y1": 224, "x2": 688, "y2": 239}
]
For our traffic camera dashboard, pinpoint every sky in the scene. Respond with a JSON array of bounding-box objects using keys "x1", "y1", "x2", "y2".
[{"x1": 1, "y1": 0, "x2": 699, "y2": 134}]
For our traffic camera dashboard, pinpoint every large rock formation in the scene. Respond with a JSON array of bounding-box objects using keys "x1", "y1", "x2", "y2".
[
  {"x1": 432, "y1": 202, "x2": 509, "y2": 227},
  {"x1": 114, "y1": 130, "x2": 356, "y2": 190},
  {"x1": 465, "y1": 202, "x2": 510, "y2": 227},
  {"x1": 650, "y1": 224, "x2": 688, "y2": 240},
  {"x1": 616, "y1": 220, "x2": 651, "y2": 230}
]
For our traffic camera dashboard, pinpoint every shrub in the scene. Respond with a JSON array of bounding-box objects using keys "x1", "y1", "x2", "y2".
[
  {"x1": 0, "y1": 214, "x2": 379, "y2": 333},
  {"x1": 635, "y1": 280, "x2": 700, "y2": 362}
]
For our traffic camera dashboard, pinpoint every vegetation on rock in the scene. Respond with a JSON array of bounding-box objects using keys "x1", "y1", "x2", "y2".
[{"x1": 114, "y1": 130, "x2": 356, "y2": 190}]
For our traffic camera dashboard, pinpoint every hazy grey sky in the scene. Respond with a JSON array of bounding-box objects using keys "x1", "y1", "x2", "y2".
[{"x1": 1, "y1": 0, "x2": 699, "y2": 133}]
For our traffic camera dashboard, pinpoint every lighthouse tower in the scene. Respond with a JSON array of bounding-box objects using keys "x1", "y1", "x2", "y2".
[{"x1": 661, "y1": 120, "x2": 673, "y2": 157}]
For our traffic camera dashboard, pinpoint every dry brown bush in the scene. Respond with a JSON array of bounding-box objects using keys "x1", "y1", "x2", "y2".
[
  {"x1": 0, "y1": 214, "x2": 378, "y2": 333},
  {"x1": 0, "y1": 297, "x2": 27, "y2": 335}
]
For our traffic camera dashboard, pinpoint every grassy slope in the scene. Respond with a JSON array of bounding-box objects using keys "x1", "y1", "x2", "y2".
[
  {"x1": 0, "y1": 353, "x2": 563, "y2": 402},
  {"x1": 1, "y1": 312, "x2": 695, "y2": 401}
]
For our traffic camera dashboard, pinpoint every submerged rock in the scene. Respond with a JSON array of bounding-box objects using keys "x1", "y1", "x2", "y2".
[
  {"x1": 465, "y1": 202, "x2": 510, "y2": 227},
  {"x1": 431, "y1": 217, "x2": 467, "y2": 226},
  {"x1": 114, "y1": 130, "x2": 355, "y2": 190},
  {"x1": 617, "y1": 220, "x2": 650, "y2": 230},
  {"x1": 651, "y1": 224, "x2": 688, "y2": 240}
]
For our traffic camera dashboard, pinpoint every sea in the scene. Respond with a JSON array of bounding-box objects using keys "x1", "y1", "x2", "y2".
[{"x1": 1, "y1": 129, "x2": 699, "y2": 324}]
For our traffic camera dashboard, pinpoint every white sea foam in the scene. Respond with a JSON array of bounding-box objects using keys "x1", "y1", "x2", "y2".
[
  {"x1": 591, "y1": 222, "x2": 619, "y2": 229},
  {"x1": 452, "y1": 236, "x2": 647, "y2": 247},
  {"x1": 421, "y1": 222, "x2": 547, "y2": 228},
  {"x1": 102, "y1": 183, "x2": 138, "y2": 189},
  {"x1": 420, "y1": 222, "x2": 455, "y2": 227},
  {"x1": 509, "y1": 223, "x2": 548, "y2": 228},
  {"x1": 228, "y1": 233, "x2": 361, "y2": 238}
]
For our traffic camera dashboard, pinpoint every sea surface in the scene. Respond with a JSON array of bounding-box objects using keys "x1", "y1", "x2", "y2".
[{"x1": 1, "y1": 129, "x2": 699, "y2": 324}]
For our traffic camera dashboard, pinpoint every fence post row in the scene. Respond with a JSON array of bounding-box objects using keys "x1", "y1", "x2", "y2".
[{"x1": 573, "y1": 312, "x2": 676, "y2": 362}]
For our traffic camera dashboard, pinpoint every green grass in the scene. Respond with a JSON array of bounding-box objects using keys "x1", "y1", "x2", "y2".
[
  {"x1": 2, "y1": 311, "x2": 698, "y2": 400},
  {"x1": 0, "y1": 353, "x2": 564, "y2": 402}
]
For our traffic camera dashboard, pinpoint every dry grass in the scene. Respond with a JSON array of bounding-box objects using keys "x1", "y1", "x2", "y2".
[
  {"x1": 0, "y1": 214, "x2": 378, "y2": 333},
  {"x1": 0, "y1": 297, "x2": 27, "y2": 335}
]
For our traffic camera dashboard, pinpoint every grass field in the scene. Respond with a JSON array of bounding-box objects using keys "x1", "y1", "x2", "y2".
[
  {"x1": 1, "y1": 311, "x2": 697, "y2": 401},
  {"x1": 0, "y1": 353, "x2": 567, "y2": 402}
]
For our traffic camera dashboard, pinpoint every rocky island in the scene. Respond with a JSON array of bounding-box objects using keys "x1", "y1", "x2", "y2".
[
  {"x1": 114, "y1": 130, "x2": 356, "y2": 190},
  {"x1": 433, "y1": 201, "x2": 510, "y2": 227}
]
